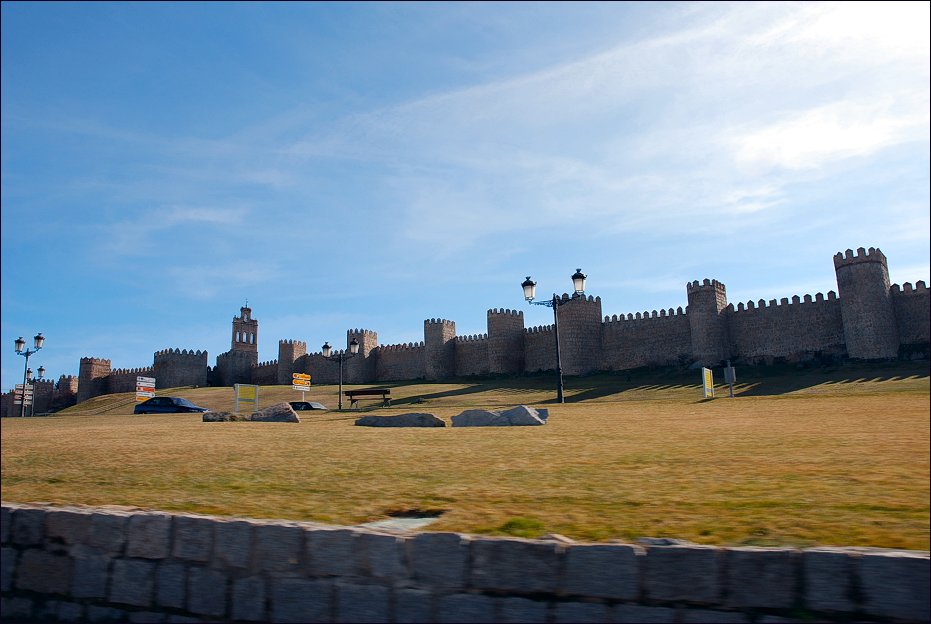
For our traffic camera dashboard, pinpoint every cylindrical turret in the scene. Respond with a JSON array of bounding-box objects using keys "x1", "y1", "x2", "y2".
[
  {"x1": 424, "y1": 319, "x2": 456, "y2": 380},
  {"x1": 687, "y1": 279, "x2": 730, "y2": 366},
  {"x1": 834, "y1": 247, "x2": 898, "y2": 359},
  {"x1": 487, "y1": 308, "x2": 525, "y2": 375},
  {"x1": 555, "y1": 294, "x2": 603, "y2": 376}
]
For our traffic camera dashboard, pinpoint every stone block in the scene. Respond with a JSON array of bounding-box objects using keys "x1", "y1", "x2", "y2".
[
  {"x1": 470, "y1": 537, "x2": 561, "y2": 593},
  {"x1": 128, "y1": 612, "x2": 167, "y2": 623},
  {"x1": 232, "y1": 575, "x2": 267, "y2": 622},
  {"x1": 644, "y1": 545, "x2": 720, "y2": 604},
  {"x1": 553, "y1": 601, "x2": 611, "y2": 623},
  {"x1": 1, "y1": 547, "x2": 17, "y2": 592},
  {"x1": 725, "y1": 547, "x2": 797, "y2": 609},
  {"x1": 72, "y1": 547, "x2": 111, "y2": 598},
  {"x1": 254, "y1": 521, "x2": 304, "y2": 575},
  {"x1": 156, "y1": 561, "x2": 186, "y2": 609},
  {"x1": 87, "y1": 512, "x2": 129, "y2": 554},
  {"x1": 499, "y1": 596, "x2": 548, "y2": 623},
  {"x1": 394, "y1": 588, "x2": 433, "y2": 623},
  {"x1": 110, "y1": 558, "x2": 156, "y2": 607},
  {"x1": 802, "y1": 547, "x2": 854, "y2": 612},
  {"x1": 16, "y1": 549, "x2": 72, "y2": 594},
  {"x1": 307, "y1": 527, "x2": 357, "y2": 577},
  {"x1": 46, "y1": 508, "x2": 93, "y2": 546},
  {"x1": 336, "y1": 582, "x2": 390, "y2": 623},
  {"x1": 0, "y1": 505, "x2": 13, "y2": 544},
  {"x1": 127, "y1": 512, "x2": 172, "y2": 559},
  {"x1": 213, "y1": 519, "x2": 252, "y2": 569},
  {"x1": 356, "y1": 531, "x2": 408, "y2": 579},
  {"x1": 270, "y1": 577, "x2": 333, "y2": 623},
  {"x1": 11, "y1": 507, "x2": 46, "y2": 545},
  {"x1": 87, "y1": 605, "x2": 127, "y2": 622},
  {"x1": 564, "y1": 543, "x2": 639, "y2": 600},
  {"x1": 859, "y1": 549, "x2": 930, "y2": 622},
  {"x1": 409, "y1": 532, "x2": 469, "y2": 589},
  {"x1": 680, "y1": 608, "x2": 749, "y2": 622},
  {"x1": 436, "y1": 593, "x2": 497, "y2": 623},
  {"x1": 172, "y1": 515, "x2": 214, "y2": 562},
  {"x1": 1, "y1": 596, "x2": 35, "y2": 619},
  {"x1": 187, "y1": 565, "x2": 227, "y2": 617},
  {"x1": 614, "y1": 604, "x2": 678, "y2": 623},
  {"x1": 57, "y1": 601, "x2": 85, "y2": 622}
]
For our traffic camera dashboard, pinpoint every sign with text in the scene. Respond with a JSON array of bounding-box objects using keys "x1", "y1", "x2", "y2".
[
  {"x1": 702, "y1": 367, "x2": 715, "y2": 399},
  {"x1": 136, "y1": 376, "x2": 156, "y2": 402},
  {"x1": 234, "y1": 384, "x2": 259, "y2": 414},
  {"x1": 13, "y1": 384, "x2": 33, "y2": 406}
]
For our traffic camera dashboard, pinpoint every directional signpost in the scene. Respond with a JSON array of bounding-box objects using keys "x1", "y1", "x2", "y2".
[
  {"x1": 13, "y1": 384, "x2": 33, "y2": 407},
  {"x1": 136, "y1": 376, "x2": 156, "y2": 402},
  {"x1": 292, "y1": 373, "x2": 311, "y2": 400}
]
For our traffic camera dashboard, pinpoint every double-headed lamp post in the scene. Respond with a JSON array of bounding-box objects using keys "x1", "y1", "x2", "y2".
[
  {"x1": 14, "y1": 333, "x2": 45, "y2": 418},
  {"x1": 521, "y1": 269, "x2": 587, "y2": 404},
  {"x1": 26, "y1": 366, "x2": 46, "y2": 417},
  {"x1": 321, "y1": 338, "x2": 360, "y2": 411}
]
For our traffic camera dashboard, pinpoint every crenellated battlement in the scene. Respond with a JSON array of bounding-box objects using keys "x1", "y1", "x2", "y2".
[
  {"x1": 376, "y1": 341, "x2": 425, "y2": 352},
  {"x1": 425, "y1": 318, "x2": 455, "y2": 327},
  {"x1": 109, "y1": 367, "x2": 154, "y2": 375},
  {"x1": 79, "y1": 357, "x2": 111, "y2": 366},
  {"x1": 279, "y1": 339, "x2": 307, "y2": 347},
  {"x1": 524, "y1": 325, "x2": 555, "y2": 334},
  {"x1": 731, "y1": 292, "x2": 838, "y2": 312},
  {"x1": 487, "y1": 308, "x2": 523, "y2": 318},
  {"x1": 154, "y1": 348, "x2": 207, "y2": 359},
  {"x1": 456, "y1": 333, "x2": 488, "y2": 342},
  {"x1": 686, "y1": 278, "x2": 727, "y2": 295},
  {"x1": 347, "y1": 328, "x2": 378, "y2": 337},
  {"x1": 833, "y1": 246, "x2": 888, "y2": 269},
  {"x1": 254, "y1": 359, "x2": 278, "y2": 368},
  {"x1": 891, "y1": 281, "x2": 928, "y2": 295},
  {"x1": 604, "y1": 307, "x2": 686, "y2": 323}
]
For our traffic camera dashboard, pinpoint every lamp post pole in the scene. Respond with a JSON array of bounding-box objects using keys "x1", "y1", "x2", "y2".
[
  {"x1": 322, "y1": 338, "x2": 360, "y2": 411},
  {"x1": 29, "y1": 366, "x2": 45, "y2": 417},
  {"x1": 521, "y1": 269, "x2": 587, "y2": 404},
  {"x1": 14, "y1": 333, "x2": 45, "y2": 418}
]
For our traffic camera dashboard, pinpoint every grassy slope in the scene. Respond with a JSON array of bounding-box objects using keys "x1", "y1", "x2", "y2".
[{"x1": 2, "y1": 361, "x2": 928, "y2": 549}]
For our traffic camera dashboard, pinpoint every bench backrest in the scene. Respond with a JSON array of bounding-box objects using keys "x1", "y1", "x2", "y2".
[{"x1": 344, "y1": 388, "x2": 391, "y2": 396}]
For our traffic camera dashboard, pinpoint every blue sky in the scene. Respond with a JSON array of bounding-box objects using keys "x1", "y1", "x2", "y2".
[{"x1": 2, "y1": 1, "x2": 929, "y2": 391}]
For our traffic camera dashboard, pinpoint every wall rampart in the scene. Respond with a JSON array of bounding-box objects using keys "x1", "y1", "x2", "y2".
[
  {"x1": 892, "y1": 281, "x2": 930, "y2": 358},
  {"x1": 251, "y1": 361, "x2": 278, "y2": 386},
  {"x1": 153, "y1": 349, "x2": 208, "y2": 389},
  {"x1": 727, "y1": 292, "x2": 846, "y2": 363},
  {"x1": 524, "y1": 325, "x2": 557, "y2": 373},
  {"x1": 374, "y1": 342, "x2": 425, "y2": 382},
  {"x1": 106, "y1": 367, "x2": 156, "y2": 395},
  {"x1": 455, "y1": 333, "x2": 490, "y2": 377},
  {"x1": 602, "y1": 308, "x2": 691, "y2": 370},
  {"x1": 2, "y1": 502, "x2": 927, "y2": 624}
]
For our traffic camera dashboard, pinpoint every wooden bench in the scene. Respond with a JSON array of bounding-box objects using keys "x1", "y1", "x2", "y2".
[{"x1": 344, "y1": 388, "x2": 391, "y2": 408}]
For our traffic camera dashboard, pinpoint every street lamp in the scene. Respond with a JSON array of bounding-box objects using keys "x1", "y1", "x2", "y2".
[
  {"x1": 321, "y1": 338, "x2": 360, "y2": 410},
  {"x1": 30, "y1": 366, "x2": 45, "y2": 417},
  {"x1": 14, "y1": 333, "x2": 44, "y2": 418},
  {"x1": 521, "y1": 269, "x2": 587, "y2": 403}
]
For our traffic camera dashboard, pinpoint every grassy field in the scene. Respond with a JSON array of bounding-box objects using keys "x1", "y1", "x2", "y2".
[{"x1": 2, "y1": 361, "x2": 928, "y2": 550}]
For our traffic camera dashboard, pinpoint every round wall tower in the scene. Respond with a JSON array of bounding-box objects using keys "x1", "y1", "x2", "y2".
[
  {"x1": 487, "y1": 308, "x2": 525, "y2": 375},
  {"x1": 833, "y1": 247, "x2": 898, "y2": 359},
  {"x1": 687, "y1": 279, "x2": 730, "y2": 366}
]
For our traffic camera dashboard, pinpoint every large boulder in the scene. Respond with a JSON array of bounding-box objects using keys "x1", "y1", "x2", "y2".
[
  {"x1": 203, "y1": 402, "x2": 300, "y2": 423},
  {"x1": 451, "y1": 405, "x2": 547, "y2": 427},
  {"x1": 250, "y1": 402, "x2": 301, "y2": 423},
  {"x1": 355, "y1": 413, "x2": 446, "y2": 427}
]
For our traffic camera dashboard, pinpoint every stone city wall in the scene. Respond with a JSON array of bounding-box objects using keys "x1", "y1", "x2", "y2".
[
  {"x1": 602, "y1": 309, "x2": 692, "y2": 371},
  {"x1": 455, "y1": 334, "x2": 490, "y2": 377},
  {"x1": 251, "y1": 360, "x2": 279, "y2": 386},
  {"x1": 892, "y1": 283, "x2": 931, "y2": 356},
  {"x1": 524, "y1": 325, "x2": 557, "y2": 373},
  {"x1": 726, "y1": 294, "x2": 846, "y2": 364},
  {"x1": 107, "y1": 367, "x2": 156, "y2": 395},
  {"x1": 1, "y1": 502, "x2": 928, "y2": 623},
  {"x1": 153, "y1": 349, "x2": 208, "y2": 390},
  {"x1": 374, "y1": 343, "x2": 426, "y2": 382}
]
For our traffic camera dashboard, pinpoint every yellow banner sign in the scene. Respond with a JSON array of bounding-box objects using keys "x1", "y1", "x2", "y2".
[
  {"x1": 292, "y1": 373, "x2": 311, "y2": 381},
  {"x1": 702, "y1": 367, "x2": 715, "y2": 399}
]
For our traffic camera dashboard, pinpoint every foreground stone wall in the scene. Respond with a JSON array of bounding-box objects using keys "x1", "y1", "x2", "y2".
[{"x1": 1, "y1": 502, "x2": 927, "y2": 623}]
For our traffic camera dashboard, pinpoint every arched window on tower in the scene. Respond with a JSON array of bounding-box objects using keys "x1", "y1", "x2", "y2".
[{"x1": 236, "y1": 331, "x2": 241, "y2": 343}]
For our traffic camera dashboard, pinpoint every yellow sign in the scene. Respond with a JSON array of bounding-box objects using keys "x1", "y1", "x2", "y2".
[
  {"x1": 702, "y1": 367, "x2": 715, "y2": 399},
  {"x1": 237, "y1": 385, "x2": 257, "y2": 400},
  {"x1": 292, "y1": 373, "x2": 311, "y2": 381}
]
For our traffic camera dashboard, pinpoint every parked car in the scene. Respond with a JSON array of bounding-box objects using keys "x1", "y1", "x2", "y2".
[
  {"x1": 134, "y1": 397, "x2": 209, "y2": 414},
  {"x1": 289, "y1": 401, "x2": 328, "y2": 412}
]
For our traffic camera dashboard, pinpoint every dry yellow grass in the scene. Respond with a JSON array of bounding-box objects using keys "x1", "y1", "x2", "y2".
[{"x1": 2, "y1": 363, "x2": 928, "y2": 549}]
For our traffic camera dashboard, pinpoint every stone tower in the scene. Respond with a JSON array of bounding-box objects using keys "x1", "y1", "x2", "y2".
[
  {"x1": 834, "y1": 247, "x2": 899, "y2": 359},
  {"x1": 424, "y1": 319, "x2": 456, "y2": 380},
  {"x1": 555, "y1": 294, "x2": 603, "y2": 375},
  {"x1": 687, "y1": 279, "x2": 729, "y2": 366},
  {"x1": 77, "y1": 357, "x2": 111, "y2": 403},
  {"x1": 487, "y1": 308, "x2": 525, "y2": 375},
  {"x1": 277, "y1": 339, "x2": 307, "y2": 385},
  {"x1": 345, "y1": 329, "x2": 378, "y2": 384},
  {"x1": 232, "y1": 305, "x2": 258, "y2": 354}
]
